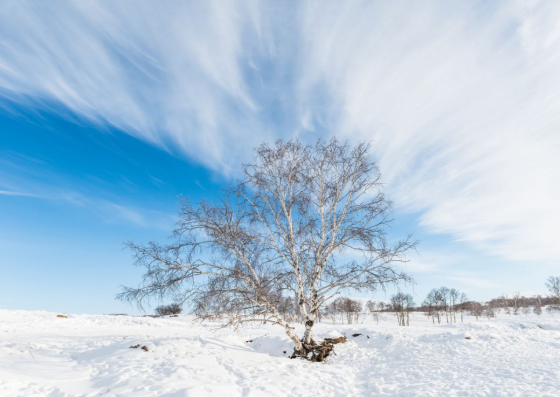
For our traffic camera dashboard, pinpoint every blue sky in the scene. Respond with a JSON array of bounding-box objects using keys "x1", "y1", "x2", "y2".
[{"x1": 1, "y1": 1, "x2": 559, "y2": 314}]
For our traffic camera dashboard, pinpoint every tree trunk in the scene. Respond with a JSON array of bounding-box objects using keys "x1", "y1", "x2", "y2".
[
  {"x1": 281, "y1": 321, "x2": 303, "y2": 352},
  {"x1": 303, "y1": 318, "x2": 314, "y2": 345}
]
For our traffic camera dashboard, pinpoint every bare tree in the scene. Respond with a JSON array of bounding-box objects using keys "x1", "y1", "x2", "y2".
[
  {"x1": 534, "y1": 295, "x2": 543, "y2": 316},
  {"x1": 458, "y1": 293, "x2": 468, "y2": 322},
  {"x1": 546, "y1": 276, "x2": 560, "y2": 312},
  {"x1": 422, "y1": 292, "x2": 436, "y2": 324},
  {"x1": 424, "y1": 287, "x2": 455, "y2": 324},
  {"x1": 511, "y1": 292, "x2": 522, "y2": 315},
  {"x1": 344, "y1": 298, "x2": 363, "y2": 324},
  {"x1": 449, "y1": 288, "x2": 460, "y2": 323},
  {"x1": 497, "y1": 294, "x2": 509, "y2": 315},
  {"x1": 118, "y1": 139, "x2": 415, "y2": 361},
  {"x1": 484, "y1": 305, "x2": 496, "y2": 319},
  {"x1": 324, "y1": 299, "x2": 339, "y2": 324},
  {"x1": 439, "y1": 287, "x2": 452, "y2": 323},
  {"x1": 547, "y1": 276, "x2": 560, "y2": 297},
  {"x1": 391, "y1": 292, "x2": 414, "y2": 326},
  {"x1": 324, "y1": 297, "x2": 362, "y2": 324},
  {"x1": 366, "y1": 300, "x2": 376, "y2": 316},
  {"x1": 469, "y1": 301, "x2": 483, "y2": 320},
  {"x1": 366, "y1": 300, "x2": 380, "y2": 325},
  {"x1": 423, "y1": 289, "x2": 441, "y2": 324}
]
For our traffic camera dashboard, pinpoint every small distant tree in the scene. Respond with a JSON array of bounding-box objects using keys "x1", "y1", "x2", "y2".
[
  {"x1": 546, "y1": 276, "x2": 560, "y2": 312},
  {"x1": 155, "y1": 303, "x2": 182, "y2": 316},
  {"x1": 440, "y1": 287, "x2": 451, "y2": 323},
  {"x1": 547, "y1": 276, "x2": 560, "y2": 297},
  {"x1": 511, "y1": 292, "x2": 522, "y2": 315},
  {"x1": 423, "y1": 289, "x2": 441, "y2": 324},
  {"x1": 391, "y1": 292, "x2": 414, "y2": 326},
  {"x1": 458, "y1": 293, "x2": 468, "y2": 322},
  {"x1": 449, "y1": 288, "x2": 461, "y2": 323},
  {"x1": 469, "y1": 301, "x2": 483, "y2": 320},
  {"x1": 424, "y1": 287, "x2": 460, "y2": 324},
  {"x1": 276, "y1": 295, "x2": 298, "y2": 323},
  {"x1": 534, "y1": 295, "x2": 543, "y2": 316},
  {"x1": 366, "y1": 300, "x2": 380, "y2": 325},
  {"x1": 324, "y1": 300, "x2": 339, "y2": 324},
  {"x1": 366, "y1": 300, "x2": 376, "y2": 315},
  {"x1": 326, "y1": 297, "x2": 362, "y2": 324},
  {"x1": 372, "y1": 311, "x2": 380, "y2": 325},
  {"x1": 347, "y1": 298, "x2": 363, "y2": 324},
  {"x1": 498, "y1": 294, "x2": 510, "y2": 315},
  {"x1": 422, "y1": 292, "x2": 436, "y2": 324},
  {"x1": 484, "y1": 305, "x2": 496, "y2": 319}
]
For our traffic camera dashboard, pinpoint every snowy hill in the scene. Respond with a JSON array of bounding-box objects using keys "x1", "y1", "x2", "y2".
[{"x1": 1, "y1": 309, "x2": 559, "y2": 396}]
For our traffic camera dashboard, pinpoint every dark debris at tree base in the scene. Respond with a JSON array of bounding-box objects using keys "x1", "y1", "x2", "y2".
[
  {"x1": 130, "y1": 344, "x2": 149, "y2": 352},
  {"x1": 291, "y1": 336, "x2": 347, "y2": 362}
]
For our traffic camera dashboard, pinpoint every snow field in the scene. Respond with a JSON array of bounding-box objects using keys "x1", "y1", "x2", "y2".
[{"x1": 1, "y1": 309, "x2": 559, "y2": 396}]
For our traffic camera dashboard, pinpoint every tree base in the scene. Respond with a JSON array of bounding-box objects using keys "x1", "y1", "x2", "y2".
[{"x1": 290, "y1": 336, "x2": 346, "y2": 362}]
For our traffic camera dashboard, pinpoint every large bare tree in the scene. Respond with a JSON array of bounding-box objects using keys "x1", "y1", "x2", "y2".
[{"x1": 118, "y1": 138, "x2": 415, "y2": 360}]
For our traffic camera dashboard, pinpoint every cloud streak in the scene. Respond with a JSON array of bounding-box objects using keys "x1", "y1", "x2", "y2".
[
  {"x1": 1, "y1": 1, "x2": 559, "y2": 263},
  {"x1": 0, "y1": 189, "x2": 42, "y2": 198},
  {"x1": 0, "y1": 0, "x2": 293, "y2": 174},
  {"x1": 299, "y1": 0, "x2": 560, "y2": 263},
  {"x1": 0, "y1": 150, "x2": 173, "y2": 230}
]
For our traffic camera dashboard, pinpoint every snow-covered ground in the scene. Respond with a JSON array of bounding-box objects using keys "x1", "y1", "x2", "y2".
[{"x1": 1, "y1": 309, "x2": 559, "y2": 396}]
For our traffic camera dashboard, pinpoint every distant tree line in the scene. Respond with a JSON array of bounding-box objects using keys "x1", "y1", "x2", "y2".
[{"x1": 154, "y1": 276, "x2": 560, "y2": 327}]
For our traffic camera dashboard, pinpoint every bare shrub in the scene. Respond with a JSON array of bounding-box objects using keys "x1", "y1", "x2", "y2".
[{"x1": 155, "y1": 304, "x2": 182, "y2": 316}]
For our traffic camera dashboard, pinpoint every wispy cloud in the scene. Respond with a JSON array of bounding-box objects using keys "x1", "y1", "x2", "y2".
[
  {"x1": 298, "y1": 0, "x2": 560, "y2": 263},
  {"x1": 1, "y1": 1, "x2": 559, "y2": 264},
  {"x1": 59, "y1": 191, "x2": 175, "y2": 229},
  {"x1": 446, "y1": 274, "x2": 500, "y2": 290},
  {"x1": 402, "y1": 250, "x2": 455, "y2": 274},
  {"x1": 0, "y1": 156, "x2": 174, "y2": 230},
  {"x1": 0, "y1": 0, "x2": 292, "y2": 174},
  {"x1": 0, "y1": 189, "x2": 42, "y2": 198}
]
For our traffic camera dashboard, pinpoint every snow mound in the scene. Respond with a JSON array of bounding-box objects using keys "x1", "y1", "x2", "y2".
[{"x1": 246, "y1": 335, "x2": 293, "y2": 357}]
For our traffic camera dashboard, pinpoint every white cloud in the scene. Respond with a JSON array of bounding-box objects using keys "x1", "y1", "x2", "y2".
[
  {"x1": 445, "y1": 274, "x2": 500, "y2": 290},
  {"x1": 401, "y1": 249, "x2": 461, "y2": 274},
  {"x1": 0, "y1": 189, "x2": 42, "y2": 198},
  {"x1": 60, "y1": 192, "x2": 175, "y2": 229},
  {"x1": 299, "y1": 0, "x2": 560, "y2": 263},
  {"x1": 0, "y1": 0, "x2": 283, "y2": 174},
  {"x1": 1, "y1": 1, "x2": 559, "y2": 263},
  {"x1": 0, "y1": 152, "x2": 173, "y2": 229}
]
